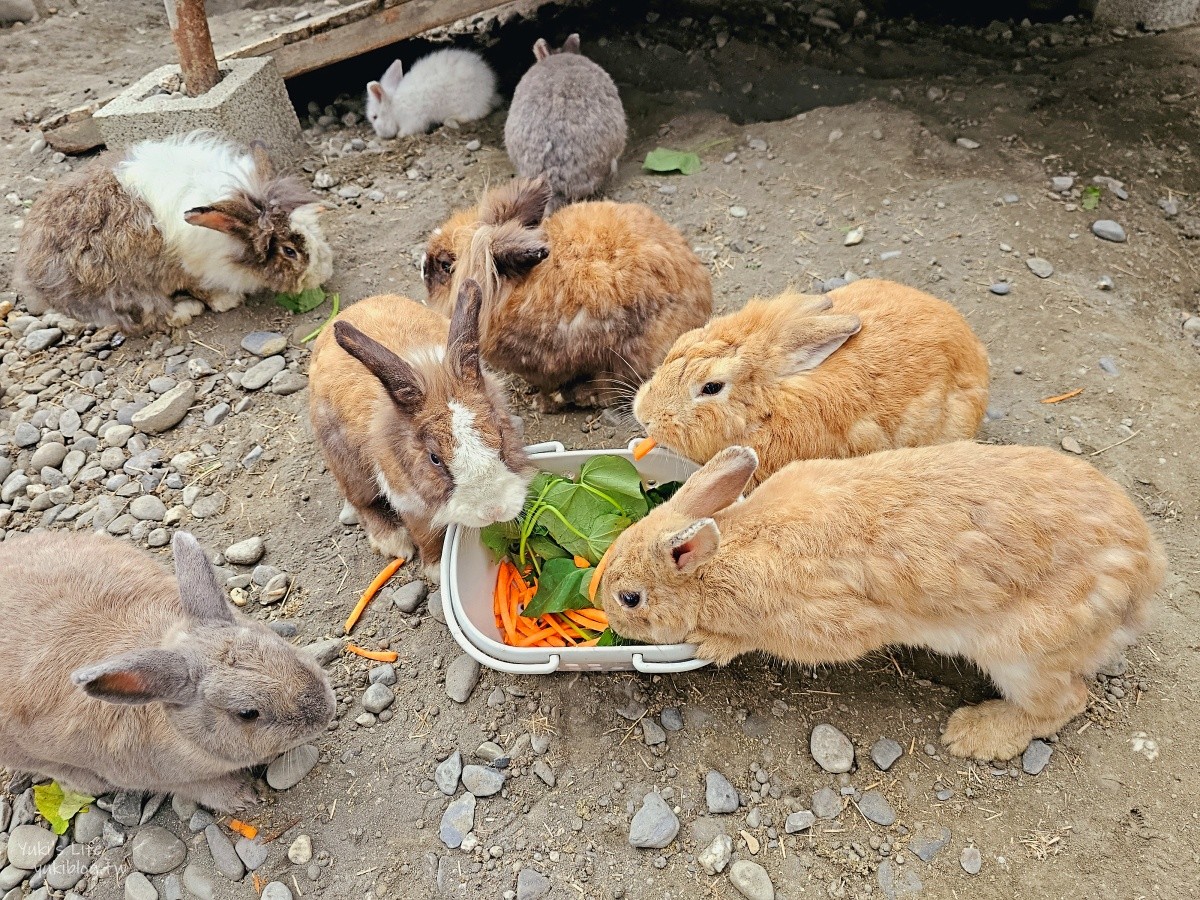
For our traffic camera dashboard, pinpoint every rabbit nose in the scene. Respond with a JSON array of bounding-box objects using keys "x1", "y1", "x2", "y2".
[{"x1": 484, "y1": 505, "x2": 505, "y2": 521}]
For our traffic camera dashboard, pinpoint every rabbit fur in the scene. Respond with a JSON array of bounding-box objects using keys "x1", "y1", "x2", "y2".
[
  {"x1": 505, "y1": 34, "x2": 627, "y2": 210},
  {"x1": 423, "y1": 177, "x2": 712, "y2": 410},
  {"x1": 0, "y1": 531, "x2": 335, "y2": 811},
  {"x1": 366, "y1": 48, "x2": 499, "y2": 139},
  {"x1": 15, "y1": 130, "x2": 332, "y2": 335},
  {"x1": 634, "y1": 279, "x2": 990, "y2": 485},
  {"x1": 598, "y1": 443, "x2": 1165, "y2": 762},
  {"x1": 308, "y1": 280, "x2": 533, "y2": 580}
]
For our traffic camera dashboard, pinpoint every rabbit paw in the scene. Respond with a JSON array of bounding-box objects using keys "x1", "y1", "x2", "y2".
[
  {"x1": 205, "y1": 292, "x2": 244, "y2": 313},
  {"x1": 192, "y1": 776, "x2": 260, "y2": 813},
  {"x1": 942, "y1": 701, "x2": 1034, "y2": 762},
  {"x1": 532, "y1": 391, "x2": 568, "y2": 414},
  {"x1": 421, "y1": 560, "x2": 442, "y2": 585},
  {"x1": 367, "y1": 527, "x2": 415, "y2": 562},
  {"x1": 166, "y1": 299, "x2": 205, "y2": 327}
]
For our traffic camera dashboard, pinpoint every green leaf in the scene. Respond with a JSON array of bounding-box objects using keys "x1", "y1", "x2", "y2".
[
  {"x1": 527, "y1": 535, "x2": 569, "y2": 561},
  {"x1": 480, "y1": 520, "x2": 518, "y2": 561},
  {"x1": 643, "y1": 148, "x2": 701, "y2": 176},
  {"x1": 645, "y1": 479, "x2": 684, "y2": 508},
  {"x1": 34, "y1": 782, "x2": 94, "y2": 835},
  {"x1": 597, "y1": 627, "x2": 641, "y2": 647},
  {"x1": 275, "y1": 286, "x2": 327, "y2": 314},
  {"x1": 579, "y1": 455, "x2": 649, "y2": 519},
  {"x1": 1081, "y1": 185, "x2": 1101, "y2": 211},
  {"x1": 522, "y1": 557, "x2": 594, "y2": 616}
]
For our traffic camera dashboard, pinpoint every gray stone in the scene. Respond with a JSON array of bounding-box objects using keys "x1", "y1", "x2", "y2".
[
  {"x1": 191, "y1": 494, "x2": 224, "y2": 518},
  {"x1": 369, "y1": 664, "x2": 397, "y2": 686},
  {"x1": 6, "y1": 825, "x2": 55, "y2": 869},
  {"x1": 241, "y1": 356, "x2": 286, "y2": 391},
  {"x1": 131, "y1": 382, "x2": 195, "y2": 434},
  {"x1": 14, "y1": 423, "x2": 40, "y2": 447},
  {"x1": 170, "y1": 795, "x2": 198, "y2": 820},
  {"x1": 445, "y1": 654, "x2": 480, "y2": 703},
  {"x1": 989, "y1": 282, "x2": 1010, "y2": 296},
  {"x1": 628, "y1": 792, "x2": 679, "y2": 849},
  {"x1": 532, "y1": 759, "x2": 555, "y2": 787},
  {"x1": 301, "y1": 638, "x2": 343, "y2": 666},
  {"x1": 439, "y1": 793, "x2": 476, "y2": 849},
  {"x1": 104, "y1": 424, "x2": 136, "y2": 448},
  {"x1": 1022, "y1": 739, "x2": 1053, "y2": 775},
  {"x1": 30, "y1": 442, "x2": 68, "y2": 470},
  {"x1": 1061, "y1": 435, "x2": 1083, "y2": 455},
  {"x1": 910, "y1": 825, "x2": 952, "y2": 862},
  {"x1": 286, "y1": 834, "x2": 312, "y2": 865},
  {"x1": 961, "y1": 846, "x2": 982, "y2": 874},
  {"x1": 74, "y1": 806, "x2": 109, "y2": 843},
  {"x1": 516, "y1": 868, "x2": 551, "y2": 900},
  {"x1": 698, "y1": 833, "x2": 732, "y2": 875},
  {"x1": 205, "y1": 824, "x2": 245, "y2": 880},
  {"x1": 705, "y1": 771, "x2": 739, "y2": 814},
  {"x1": 0, "y1": 868, "x2": 29, "y2": 892},
  {"x1": 1, "y1": 472, "x2": 29, "y2": 502},
  {"x1": 871, "y1": 737, "x2": 903, "y2": 771},
  {"x1": 729, "y1": 206, "x2": 748, "y2": 218},
  {"x1": 24, "y1": 328, "x2": 64, "y2": 352},
  {"x1": 858, "y1": 790, "x2": 897, "y2": 826},
  {"x1": 955, "y1": 137, "x2": 980, "y2": 150},
  {"x1": 125, "y1": 871, "x2": 158, "y2": 900},
  {"x1": 642, "y1": 718, "x2": 667, "y2": 746},
  {"x1": 810, "y1": 723, "x2": 855, "y2": 773},
  {"x1": 660, "y1": 707, "x2": 684, "y2": 731},
  {"x1": 461, "y1": 765, "x2": 505, "y2": 797},
  {"x1": 260, "y1": 884, "x2": 292, "y2": 900},
  {"x1": 235, "y1": 837, "x2": 268, "y2": 871},
  {"x1": 225, "y1": 537, "x2": 265, "y2": 565},
  {"x1": 362, "y1": 683, "x2": 395, "y2": 714},
  {"x1": 182, "y1": 862, "x2": 213, "y2": 900},
  {"x1": 1051, "y1": 175, "x2": 1074, "y2": 191},
  {"x1": 130, "y1": 495, "x2": 167, "y2": 521},
  {"x1": 812, "y1": 786, "x2": 842, "y2": 819},
  {"x1": 1026, "y1": 257, "x2": 1054, "y2": 278},
  {"x1": 188, "y1": 810, "x2": 214, "y2": 833},
  {"x1": 268, "y1": 372, "x2": 308, "y2": 396},
  {"x1": 878, "y1": 859, "x2": 923, "y2": 899},
  {"x1": 148, "y1": 377, "x2": 176, "y2": 394},
  {"x1": 204, "y1": 403, "x2": 230, "y2": 426},
  {"x1": 163, "y1": 873, "x2": 183, "y2": 900},
  {"x1": 259, "y1": 572, "x2": 290, "y2": 605},
  {"x1": 1092, "y1": 219, "x2": 1127, "y2": 242},
  {"x1": 45, "y1": 843, "x2": 90, "y2": 890},
  {"x1": 392, "y1": 580, "x2": 427, "y2": 613},
  {"x1": 266, "y1": 744, "x2": 319, "y2": 790},
  {"x1": 435, "y1": 751, "x2": 462, "y2": 796},
  {"x1": 1159, "y1": 197, "x2": 1180, "y2": 217},
  {"x1": 729, "y1": 860, "x2": 774, "y2": 900},
  {"x1": 241, "y1": 332, "x2": 287, "y2": 358},
  {"x1": 1099, "y1": 356, "x2": 1120, "y2": 376},
  {"x1": 784, "y1": 810, "x2": 816, "y2": 833},
  {"x1": 130, "y1": 826, "x2": 186, "y2": 874},
  {"x1": 0, "y1": 0, "x2": 37, "y2": 25}
]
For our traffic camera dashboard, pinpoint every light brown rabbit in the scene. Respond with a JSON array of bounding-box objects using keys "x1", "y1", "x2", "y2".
[
  {"x1": 0, "y1": 531, "x2": 335, "y2": 811},
  {"x1": 597, "y1": 443, "x2": 1165, "y2": 762},
  {"x1": 634, "y1": 279, "x2": 989, "y2": 485},
  {"x1": 423, "y1": 177, "x2": 712, "y2": 409},
  {"x1": 308, "y1": 280, "x2": 533, "y2": 580}
]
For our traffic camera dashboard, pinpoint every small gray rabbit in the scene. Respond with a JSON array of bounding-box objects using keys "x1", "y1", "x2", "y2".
[
  {"x1": 504, "y1": 34, "x2": 627, "y2": 210},
  {"x1": 0, "y1": 531, "x2": 335, "y2": 812}
]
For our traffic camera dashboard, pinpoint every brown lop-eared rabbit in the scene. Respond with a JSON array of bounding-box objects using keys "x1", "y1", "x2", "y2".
[
  {"x1": 596, "y1": 443, "x2": 1165, "y2": 762},
  {"x1": 423, "y1": 177, "x2": 712, "y2": 409},
  {"x1": 308, "y1": 280, "x2": 533, "y2": 581},
  {"x1": 634, "y1": 279, "x2": 990, "y2": 485},
  {"x1": 0, "y1": 531, "x2": 335, "y2": 812}
]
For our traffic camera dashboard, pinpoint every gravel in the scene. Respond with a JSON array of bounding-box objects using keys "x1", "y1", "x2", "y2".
[
  {"x1": 131, "y1": 382, "x2": 195, "y2": 434},
  {"x1": 910, "y1": 825, "x2": 952, "y2": 862},
  {"x1": 445, "y1": 654, "x2": 481, "y2": 702},
  {"x1": 705, "y1": 771, "x2": 739, "y2": 814},
  {"x1": 1092, "y1": 219, "x2": 1127, "y2": 242},
  {"x1": 287, "y1": 834, "x2": 312, "y2": 865},
  {"x1": 628, "y1": 792, "x2": 679, "y2": 849},
  {"x1": 857, "y1": 790, "x2": 897, "y2": 826},
  {"x1": 439, "y1": 793, "x2": 476, "y2": 849},
  {"x1": 436, "y1": 751, "x2": 462, "y2": 795},
  {"x1": 266, "y1": 743, "x2": 319, "y2": 790},
  {"x1": 1026, "y1": 257, "x2": 1055, "y2": 278},
  {"x1": 6, "y1": 825, "x2": 55, "y2": 869},
  {"x1": 45, "y1": 843, "x2": 90, "y2": 890},
  {"x1": 130, "y1": 826, "x2": 186, "y2": 874},
  {"x1": 870, "y1": 737, "x2": 903, "y2": 771},
  {"x1": 225, "y1": 537, "x2": 265, "y2": 565},
  {"x1": 810, "y1": 723, "x2": 855, "y2": 773},
  {"x1": 1022, "y1": 739, "x2": 1053, "y2": 775},
  {"x1": 362, "y1": 683, "x2": 395, "y2": 714},
  {"x1": 124, "y1": 871, "x2": 157, "y2": 900},
  {"x1": 205, "y1": 824, "x2": 245, "y2": 880},
  {"x1": 241, "y1": 332, "x2": 287, "y2": 357},
  {"x1": 461, "y1": 764, "x2": 505, "y2": 797},
  {"x1": 961, "y1": 846, "x2": 982, "y2": 874},
  {"x1": 729, "y1": 860, "x2": 775, "y2": 900},
  {"x1": 515, "y1": 868, "x2": 551, "y2": 900},
  {"x1": 785, "y1": 810, "x2": 816, "y2": 833},
  {"x1": 392, "y1": 580, "x2": 427, "y2": 613},
  {"x1": 812, "y1": 786, "x2": 842, "y2": 819},
  {"x1": 241, "y1": 356, "x2": 287, "y2": 391},
  {"x1": 698, "y1": 833, "x2": 732, "y2": 875}
]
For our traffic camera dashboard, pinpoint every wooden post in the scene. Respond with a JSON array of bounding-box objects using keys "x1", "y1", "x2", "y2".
[{"x1": 164, "y1": 0, "x2": 221, "y2": 97}]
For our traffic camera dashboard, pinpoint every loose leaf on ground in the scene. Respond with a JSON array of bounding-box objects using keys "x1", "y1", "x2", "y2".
[
  {"x1": 643, "y1": 148, "x2": 702, "y2": 175},
  {"x1": 1081, "y1": 185, "x2": 1102, "y2": 210},
  {"x1": 34, "y1": 781, "x2": 93, "y2": 835},
  {"x1": 522, "y1": 557, "x2": 594, "y2": 617},
  {"x1": 275, "y1": 286, "x2": 327, "y2": 314}
]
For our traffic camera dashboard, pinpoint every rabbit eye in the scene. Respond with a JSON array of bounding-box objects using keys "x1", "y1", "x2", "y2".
[
  {"x1": 699, "y1": 381, "x2": 726, "y2": 396},
  {"x1": 429, "y1": 451, "x2": 444, "y2": 468},
  {"x1": 282, "y1": 246, "x2": 298, "y2": 260},
  {"x1": 439, "y1": 258, "x2": 453, "y2": 274},
  {"x1": 617, "y1": 590, "x2": 643, "y2": 610},
  {"x1": 236, "y1": 709, "x2": 260, "y2": 722}
]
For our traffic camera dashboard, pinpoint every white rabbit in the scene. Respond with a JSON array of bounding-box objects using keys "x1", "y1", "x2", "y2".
[{"x1": 366, "y1": 48, "x2": 499, "y2": 139}]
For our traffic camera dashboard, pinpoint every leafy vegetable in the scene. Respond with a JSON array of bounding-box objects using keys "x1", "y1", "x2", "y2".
[
  {"x1": 301, "y1": 293, "x2": 341, "y2": 343},
  {"x1": 597, "y1": 628, "x2": 638, "y2": 647},
  {"x1": 1081, "y1": 185, "x2": 1101, "y2": 211},
  {"x1": 643, "y1": 148, "x2": 702, "y2": 176},
  {"x1": 34, "y1": 782, "x2": 93, "y2": 835},
  {"x1": 522, "y1": 557, "x2": 595, "y2": 617},
  {"x1": 275, "y1": 286, "x2": 328, "y2": 314}
]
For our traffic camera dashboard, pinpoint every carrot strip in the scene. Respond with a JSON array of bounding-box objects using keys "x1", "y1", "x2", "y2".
[
  {"x1": 497, "y1": 570, "x2": 518, "y2": 643},
  {"x1": 577, "y1": 637, "x2": 601, "y2": 647},
  {"x1": 515, "y1": 627, "x2": 557, "y2": 646},
  {"x1": 344, "y1": 557, "x2": 405, "y2": 633},
  {"x1": 588, "y1": 546, "x2": 613, "y2": 603},
  {"x1": 345, "y1": 644, "x2": 399, "y2": 663},
  {"x1": 1041, "y1": 387, "x2": 1083, "y2": 404},
  {"x1": 566, "y1": 607, "x2": 608, "y2": 626},
  {"x1": 544, "y1": 635, "x2": 567, "y2": 647},
  {"x1": 632, "y1": 437, "x2": 657, "y2": 460},
  {"x1": 540, "y1": 614, "x2": 576, "y2": 643},
  {"x1": 573, "y1": 555, "x2": 591, "y2": 568},
  {"x1": 229, "y1": 819, "x2": 259, "y2": 840}
]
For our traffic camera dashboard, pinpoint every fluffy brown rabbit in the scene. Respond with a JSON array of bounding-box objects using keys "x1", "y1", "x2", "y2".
[
  {"x1": 423, "y1": 177, "x2": 712, "y2": 409},
  {"x1": 634, "y1": 279, "x2": 989, "y2": 485},
  {"x1": 309, "y1": 279, "x2": 534, "y2": 580},
  {"x1": 0, "y1": 531, "x2": 335, "y2": 811},
  {"x1": 15, "y1": 130, "x2": 332, "y2": 334},
  {"x1": 597, "y1": 443, "x2": 1165, "y2": 761}
]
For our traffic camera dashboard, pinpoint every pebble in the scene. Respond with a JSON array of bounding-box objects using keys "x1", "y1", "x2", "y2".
[
  {"x1": 1051, "y1": 175, "x2": 1074, "y2": 191},
  {"x1": 439, "y1": 793, "x2": 476, "y2": 849},
  {"x1": 1159, "y1": 198, "x2": 1179, "y2": 217},
  {"x1": 989, "y1": 282, "x2": 1011, "y2": 296},
  {"x1": 812, "y1": 786, "x2": 842, "y2": 819},
  {"x1": 45, "y1": 843, "x2": 89, "y2": 890},
  {"x1": 266, "y1": 743, "x2": 319, "y2": 790},
  {"x1": 810, "y1": 723, "x2": 855, "y2": 773},
  {"x1": 362, "y1": 683, "x2": 395, "y2": 714},
  {"x1": 729, "y1": 860, "x2": 775, "y2": 900},
  {"x1": 877, "y1": 859, "x2": 923, "y2": 899},
  {"x1": 205, "y1": 824, "x2": 245, "y2": 880},
  {"x1": 130, "y1": 495, "x2": 167, "y2": 521},
  {"x1": 870, "y1": 737, "x2": 903, "y2": 771},
  {"x1": 445, "y1": 654, "x2": 481, "y2": 702},
  {"x1": 955, "y1": 137, "x2": 980, "y2": 149},
  {"x1": 1061, "y1": 436, "x2": 1083, "y2": 455},
  {"x1": 392, "y1": 580, "x2": 427, "y2": 613},
  {"x1": 532, "y1": 759, "x2": 556, "y2": 787},
  {"x1": 698, "y1": 833, "x2": 732, "y2": 875},
  {"x1": 660, "y1": 707, "x2": 684, "y2": 731},
  {"x1": 30, "y1": 442, "x2": 68, "y2": 470},
  {"x1": 857, "y1": 790, "x2": 897, "y2": 826},
  {"x1": 131, "y1": 382, "x2": 195, "y2": 434},
  {"x1": 1026, "y1": 257, "x2": 1054, "y2": 278},
  {"x1": 235, "y1": 837, "x2": 268, "y2": 871},
  {"x1": 182, "y1": 862, "x2": 213, "y2": 900},
  {"x1": 1022, "y1": 739, "x2": 1053, "y2": 775},
  {"x1": 125, "y1": 871, "x2": 157, "y2": 900},
  {"x1": 6, "y1": 825, "x2": 55, "y2": 869},
  {"x1": 225, "y1": 537, "x2": 265, "y2": 565},
  {"x1": 1092, "y1": 219, "x2": 1127, "y2": 242},
  {"x1": 241, "y1": 356, "x2": 286, "y2": 391},
  {"x1": 784, "y1": 810, "x2": 816, "y2": 833},
  {"x1": 23, "y1": 327, "x2": 64, "y2": 352},
  {"x1": 14, "y1": 422, "x2": 40, "y2": 447},
  {"x1": 705, "y1": 771, "x2": 739, "y2": 814},
  {"x1": 844, "y1": 226, "x2": 864, "y2": 246},
  {"x1": 302, "y1": 638, "x2": 343, "y2": 666},
  {"x1": 204, "y1": 403, "x2": 230, "y2": 426},
  {"x1": 961, "y1": 846, "x2": 982, "y2": 874},
  {"x1": 260, "y1": 572, "x2": 290, "y2": 605},
  {"x1": 130, "y1": 826, "x2": 186, "y2": 874},
  {"x1": 910, "y1": 825, "x2": 952, "y2": 862},
  {"x1": 642, "y1": 718, "x2": 667, "y2": 746},
  {"x1": 241, "y1": 332, "x2": 287, "y2": 357},
  {"x1": 729, "y1": 206, "x2": 748, "y2": 218},
  {"x1": 189, "y1": 810, "x2": 215, "y2": 833},
  {"x1": 73, "y1": 806, "x2": 108, "y2": 843},
  {"x1": 261, "y1": 884, "x2": 292, "y2": 900},
  {"x1": 287, "y1": 834, "x2": 312, "y2": 865},
  {"x1": 465, "y1": 139, "x2": 481, "y2": 152},
  {"x1": 628, "y1": 792, "x2": 679, "y2": 849},
  {"x1": 435, "y1": 751, "x2": 462, "y2": 795},
  {"x1": 269, "y1": 372, "x2": 308, "y2": 396},
  {"x1": 461, "y1": 765, "x2": 505, "y2": 797},
  {"x1": 1099, "y1": 356, "x2": 1120, "y2": 376}
]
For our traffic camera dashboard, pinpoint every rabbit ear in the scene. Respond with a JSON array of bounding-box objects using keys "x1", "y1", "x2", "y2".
[
  {"x1": 481, "y1": 177, "x2": 552, "y2": 227},
  {"x1": 781, "y1": 314, "x2": 861, "y2": 375},
  {"x1": 669, "y1": 446, "x2": 758, "y2": 520},
  {"x1": 380, "y1": 59, "x2": 404, "y2": 91},
  {"x1": 367, "y1": 81, "x2": 385, "y2": 103},
  {"x1": 492, "y1": 225, "x2": 550, "y2": 278},
  {"x1": 172, "y1": 531, "x2": 235, "y2": 623},
  {"x1": 184, "y1": 200, "x2": 256, "y2": 238},
  {"x1": 249, "y1": 140, "x2": 275, "y2": 179},
  {"x1": 533, "y1": 38, "x2": 550, "y2": 60},
  {"x1": 447, "y1": 278, "x2": 483, "y2": 382},
  {"x1": 72, "y1": 649, "x2": 200, "y2": 706},
  {"x1": 334, "y1": 321, "x2": 425, "y2": 413},
  {"x1": 664, "y1": 518, "x2": 721, "y2": 574},
  {"x1": 563, "y1": 34, "x2": 581, "y2": 53}
]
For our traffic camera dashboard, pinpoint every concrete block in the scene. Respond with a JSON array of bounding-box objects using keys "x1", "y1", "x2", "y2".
[
  {"x1": 1093, "y1": 0, "x2": 1200, "y2": 29},
  {"x1": 94, "y1": 56, "x2": 304, "y2": 168}
]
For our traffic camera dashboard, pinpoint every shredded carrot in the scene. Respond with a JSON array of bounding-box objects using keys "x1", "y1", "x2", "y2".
[
  {"x1": 1041, "y1": 387, "x2": 1084, "y2": 404},
  {"x1": 573, "y1": 555, "x2": 591, "y2": 568},
  {"x1": 564, "y1": 608, "x2": 608, "y2": 630},
  {"x1": 577, "y1": 637, "x2": 601, "y2": 647},
  {"x1": 344, "y1": 557, "x2": 405, "y2": 633},
  {"x1": 515, "y1": 627, "x2": 558, "y2": 646},
  {"x1": 229, "y1": 819, "x2": 259, "y2": 840},
  {"x1": 345, "y1": 644, "x2": 399, "y2": 663},
  {"x1": 632, "y1": 437, "x2": 657, "y2": 460},
  {"x1": 540, "y1": 614, "x2": 576, "y2": 643},
  {"x1": 492, "y1": 556, "x2": 615, "y2": 650},
  {"x1": 588, "y1": 546, "x2": 613, "y2": 603}
]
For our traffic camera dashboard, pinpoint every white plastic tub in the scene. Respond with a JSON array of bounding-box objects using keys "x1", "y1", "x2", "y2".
[{"x1": 440, "y1": 441, "x2": 711, "y2": 674}]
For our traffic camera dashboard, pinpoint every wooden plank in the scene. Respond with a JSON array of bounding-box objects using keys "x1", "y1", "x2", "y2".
[{"x1": 225, "y1": 0, "x2": 381, "y2": 60}]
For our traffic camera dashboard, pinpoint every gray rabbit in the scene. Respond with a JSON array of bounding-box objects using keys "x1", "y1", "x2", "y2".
[
  {"x1": 0, "y1": 531, "x2": 335, "y2": 811},
  {"x1": 504, "y1": 34, "x2": 627, "y2": 211}
]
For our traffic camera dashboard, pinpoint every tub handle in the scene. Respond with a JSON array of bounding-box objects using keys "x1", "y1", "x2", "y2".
[{"x1": 632, "y1": 653, "x2": 711, "y2": 674}]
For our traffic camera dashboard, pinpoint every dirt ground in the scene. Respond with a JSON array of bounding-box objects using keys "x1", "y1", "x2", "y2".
[{"x1": 2, "y1": 2, "x2": 1199, "y2": 899}]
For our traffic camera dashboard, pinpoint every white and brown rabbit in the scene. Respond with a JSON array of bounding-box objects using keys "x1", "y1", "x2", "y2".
[
  {"x1": 15, "y1": 130, "x2": 333, "y2": 334},
  {"x1": 634, "y1": 279, "x2": 990, "y2": 486},
  {"x1": 0, "y1": 531, "x2": 335, "y2": 812},
  {"x1": 597, "y1": 443, "x2": 1165, "y2": 762},
  {"x1": 308, "y1": 279, "x2": 533, "y2": 580},
  {"x1": 423, "y1": 177, "x2": 712, "y2": 410},
  {"x1": 505, "y1": 34, "x2": 627, "y2": 210}
]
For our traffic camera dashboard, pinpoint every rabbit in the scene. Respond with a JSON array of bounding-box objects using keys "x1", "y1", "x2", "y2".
[
  {"x1": 14, "y1": 129, "x2": 333, "y2": 335},
  {"x1": 596, "y1": 442, "x2": 1166, "y2": 762},
  {"x1": 0, "y1": 531, "x2": 335, "y2": 812},
  {"x1": 634, "y1": 279, "x2": 990, "y2": 486},
  {"x1": 423, "y1": 177, "x2": 712, "y2": 410},
  {"x1": 308, "y1": 279, "x2": 534, "y2": 581},
  {"x1": 504, "y1": 33, "x2": 627, "y2": 210},
  {"x1": 366, "y1": 48, "x2": 499, "y2": 139}
]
